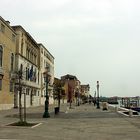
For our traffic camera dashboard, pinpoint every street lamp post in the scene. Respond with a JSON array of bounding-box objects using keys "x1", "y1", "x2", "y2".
[
  {"x1": 43, "y1": 66, "x2": 50, "y2": 118},
  {"x1": 93, "y1": 91, "x2": 96, "y2": 106},
  {"x1": 96, "y1": 81, "x2": 100, "y2": 109}
]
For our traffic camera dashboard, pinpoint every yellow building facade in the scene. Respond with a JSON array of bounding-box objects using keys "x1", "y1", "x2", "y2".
[
  {"x1": 0, "y1": 16, "x2": 16, "y2": 110},
  {"x1": 0, "y1": 16, "x2": 55, "y2": 110}
]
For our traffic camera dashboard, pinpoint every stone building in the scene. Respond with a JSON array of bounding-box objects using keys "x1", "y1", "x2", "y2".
[
  {"x1": 38, "y1": 44, "x2": 54, "y2": 105},
  {"x1": 0, "y1": 16, "x2": 55, "y2": 110},
  {"x1": 0, "y1": 16, "x2": 16, "y2": 110},
  {"x1": 81, "y1": 84, "x2": 90, "y2": 97},
  {"x1": 61, "y1": 74, "x2": 78, "y2": 103},
  {"x1": 12, "y1": 25, "x2": 41, "y2": 107}
]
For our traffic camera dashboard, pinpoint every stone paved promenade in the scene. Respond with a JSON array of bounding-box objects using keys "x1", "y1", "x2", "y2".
[{"x1": 0, "y1": 103, "x2": 140, "y2": 140}]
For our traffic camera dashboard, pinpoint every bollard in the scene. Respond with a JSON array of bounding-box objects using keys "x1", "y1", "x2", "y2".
[
  {"x1": 129, "y1": 109, "x2": 133, "y2": 117},
  {"x1": 102, "y1": 102, "x2": 108, "y2": 111},
  {"x1": 115, "y1": 106, "x2": 118, "y2": 112},
  {"x1": 54, "y1": 107, "x2": 59, "y2": 115}
]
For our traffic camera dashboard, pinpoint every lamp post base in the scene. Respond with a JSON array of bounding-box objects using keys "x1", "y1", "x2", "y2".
[
  {"x1": 78, "y1": 102, "x2": 80, "y2": 106},
  {"x1": 43, "y1": 112, "x2": 50, "y2": 118},
  {"x1": 96, "y1": 106, "x2": 100, "y2": 109},
  {"x1": 96, "y1": 102, "x2": 100, "y2": 109}
]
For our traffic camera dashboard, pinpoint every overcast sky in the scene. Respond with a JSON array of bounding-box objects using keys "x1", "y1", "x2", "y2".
[{"x1": 1, "y1": 0, "x2": 140, "y2": 97}]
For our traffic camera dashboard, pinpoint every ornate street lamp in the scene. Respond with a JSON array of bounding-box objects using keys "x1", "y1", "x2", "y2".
[
  {"x1": 94, "y1": 91, "x2": 96, "y2": 106},
  {"x1": 96, "y1": 81, "x2": 100, "y2": 109},
  {"x1": 43, "y1": 66, "x2": 50, "y2": 118}
]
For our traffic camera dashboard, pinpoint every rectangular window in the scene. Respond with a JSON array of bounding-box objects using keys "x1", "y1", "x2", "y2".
[
  {"x1": 26, "y1": 67, "x2": 28, "y2": 80},
  {"x1": 10, "y1": 82, "x2": 14, "y2": 92},
  {"x1": 26, "y1": 88, "x2": 29, "y2": 95},
  {"x1": 10, "y1": 53, "x2": 14, "y2": 71},
  {"x1": 27, "y1": 68, "x2": 30, "y2": 80},
  {"x1": 26, "y1": 88, "x2": 27, "y2": 95},
  {"x1": 31, "y1": 52, "x2": 33, "y2": 62},
  {"x1": 1, "y1": 24, "x2": 5, "y2": 33},
  {"x1": 34, "y1": 90, "x2": 36, "y2": 96},
  {"x1": 0, "y1": 45, "x2": 3, "y2": 67},
  {"x1": 21, "y1": 42, "x2": 23, "y2": 55},
  {"x1": 26, "y1": 48, "x2": 29, "y2": 59},
  {"x1": 0, "y1": 79, "x2": 2, "y2": 90},
  {"x1": 12, "y1": 34, "x2": 16, "y2": 42},
  {"x1": 26, "y1": 48, "x2": 28, "y2": 58},
  {"x1": 38, "y1": 72, "x2": 39, "y2": 84},
  {"x1": 34, "y1": 55, "x2": 37, "y2": 65},
  {"x1": 41, "y1": 57, "x2": 43, "y2": 68}
]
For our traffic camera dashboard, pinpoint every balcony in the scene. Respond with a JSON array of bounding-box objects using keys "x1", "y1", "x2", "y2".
[{"x1": 22, "y1": 79, "x2": 40, "y2": 89}]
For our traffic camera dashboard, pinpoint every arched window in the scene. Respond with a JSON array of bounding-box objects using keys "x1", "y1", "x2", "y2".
[
  {"x1": 10, "y1": 53, "x2": 14, "y2": 71},
  {"x1": 34, "y1": 54, "x2": 36, "y2": 64},
  {"x1": 26, "y1": 67, "x2": 28, "y2": 80},
  {"x1": 19, "y1": 64, "x2": 23, "y2": 78},
  {"x1": 0, "y1": 45, "x2": 3, "y2": 67},
  {"x1": 38, "y1": 71, "x2": 39, "y2": 84},
  {"x1": 31, "y1": 51, "x2": 33, "y2": 62},
  {"x1": 21, "y1": 43, "x2": 23, "y2": 55},
  {"x1": 26, "y1": 48, "x2": 30, "y2": 59},
  {"x1": 26, "y1": 47, "x2": 29, "y2": 59}
]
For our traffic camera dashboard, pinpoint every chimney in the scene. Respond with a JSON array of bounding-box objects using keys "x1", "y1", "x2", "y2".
[{"x1": 6, "y1": 21, "x2": 10, "y2": 25}]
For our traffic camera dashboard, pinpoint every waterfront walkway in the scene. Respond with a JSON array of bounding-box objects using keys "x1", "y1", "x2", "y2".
[{"x1": 0, "y1": 103, "x2": 140, "y2": 140}]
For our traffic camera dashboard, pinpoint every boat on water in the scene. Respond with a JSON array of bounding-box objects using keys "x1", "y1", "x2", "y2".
[
  {"x1": 130, "y1": 107, "x2": 140, "y2": 112},
  {"x1": 120, "y1": 96, "x2": 140, "y2": 112}
]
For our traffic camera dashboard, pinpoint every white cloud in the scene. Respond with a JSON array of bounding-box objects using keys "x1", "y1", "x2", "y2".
[{"x1": 1, "y1": 0, "x2": 140, "y2": 96}]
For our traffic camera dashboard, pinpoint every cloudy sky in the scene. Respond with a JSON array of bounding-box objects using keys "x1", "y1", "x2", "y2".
[{"x1": 1, "y1": 0, "x2": 140, "y2": 97}]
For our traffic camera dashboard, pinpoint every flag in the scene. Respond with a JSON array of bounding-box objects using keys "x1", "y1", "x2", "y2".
[
  {"x1": 29, "y1": 65, "x2": 33, "y2": 80},
  {"x1": 33, "y1": 69, "x2": 36, "y2": 82}
]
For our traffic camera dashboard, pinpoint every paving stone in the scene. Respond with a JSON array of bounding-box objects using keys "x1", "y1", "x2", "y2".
[{"x1": 0, "y1": 103, "x2": 140, "y2": 140}]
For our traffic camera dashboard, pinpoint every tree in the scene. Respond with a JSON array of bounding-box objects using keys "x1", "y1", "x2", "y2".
[
  {"x1": 53, "y1": 78, "x2": 65, "y2": 109},
  {"x1": 13, "y1": 67, "x2": 27, "y2": 124}
]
